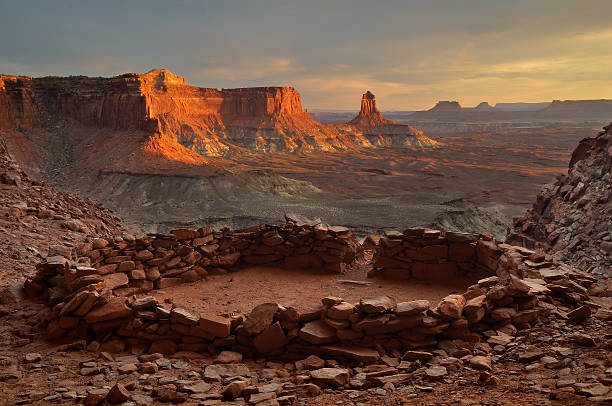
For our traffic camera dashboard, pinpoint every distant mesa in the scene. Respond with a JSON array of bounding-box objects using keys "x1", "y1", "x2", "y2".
[
  {"x1": 474, "y1": 102, "x2": 496, "y2": 111},
  {"x1": 539, "y1": 99, "x2": 612, "y2": 118},
  {"x1": 428, "y1": 101, "x2": 463, "y2": 112}
]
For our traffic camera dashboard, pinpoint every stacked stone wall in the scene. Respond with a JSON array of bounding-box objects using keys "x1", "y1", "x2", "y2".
[{"x1": 24, "y1": 224, "x2": 600, "y2": 364}]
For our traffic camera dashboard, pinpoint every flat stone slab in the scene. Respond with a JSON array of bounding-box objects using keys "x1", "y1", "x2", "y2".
[
  {"x1": 299, "y1": 320, "x2": 337, "y2": 344},
  {"x1": 320, "y1": 345, "x2": 380, "y2": 363}
]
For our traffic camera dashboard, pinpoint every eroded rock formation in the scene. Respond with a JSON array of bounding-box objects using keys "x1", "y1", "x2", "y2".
[
  {"x1": 0, "y1": 70, "x2": 434, "y2": 157},
  {"x1": 508, "y1": 123, "x2": 612, "y2": 276},
  {"x1": 345, "y1": 91, "x2": 436, "y2": 148}
]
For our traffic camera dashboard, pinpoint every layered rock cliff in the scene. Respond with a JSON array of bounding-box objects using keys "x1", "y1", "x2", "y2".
[
  {"x1": 507, "y1": 123, "x2": 612, "y2": 277},
  {"x1": 0, "y1": 70, "x2": 434, "y2": 157},
  {"x1": 539, "y1": 99, "x2": 612, "y2": 119}
]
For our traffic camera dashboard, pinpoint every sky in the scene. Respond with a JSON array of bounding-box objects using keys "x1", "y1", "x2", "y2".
[{"x1": 1, "y1": 0, "x2": 611, "y2": 110}]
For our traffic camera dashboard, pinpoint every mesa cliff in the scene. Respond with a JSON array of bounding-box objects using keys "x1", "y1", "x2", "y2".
[{"x1": 0, "y1": 69, "x2": 434, "y2": 157}]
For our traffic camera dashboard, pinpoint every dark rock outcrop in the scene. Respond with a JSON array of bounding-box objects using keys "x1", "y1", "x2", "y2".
[{"x1": 508, "y1": 123, "x2": 612, "y2": 276}]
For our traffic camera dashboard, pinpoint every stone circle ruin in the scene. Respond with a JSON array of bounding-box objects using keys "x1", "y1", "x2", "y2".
[{"x1": 25, "y1": 212, "x2": 599, "y2": 368}]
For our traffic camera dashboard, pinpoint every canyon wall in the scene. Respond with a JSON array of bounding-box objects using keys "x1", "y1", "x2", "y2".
[
  {"x1": 0, "y1": 75, "x2": 39, "y2": 131},
  {"x1": 0, "y1": 70, "x2": 433, "y2": 157}
]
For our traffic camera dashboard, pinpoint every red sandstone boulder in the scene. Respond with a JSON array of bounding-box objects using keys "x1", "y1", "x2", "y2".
[
  {"x1": 299, "y1": 320, "x2": 337, "y2": 344},
  {"x1": 101, "y1": 273, "x2": 129, "y2": 290},
  {"x1": 310, "y1": 368, "x2": 349, "y2": 387},
  {"x1": 396, "y1": 300, "x2": 430, "y2": 316},
  {"x1": 84, "y1": 297, "x2": 132, "y2": 324},
  {"x1": 253, "y1": 322, "x2": 288, "y2": 354},
  {"x1": 242, "y1": 303, "x2": 279, "y2": 335},
  {"x1": 359, "y1": 296, "x2": 397, "y2": 313},
  {"x1": 327, "y1": 302, "x2": 356, "y2": 319},
  {"x1": 438, "y1": 294, "x2": 466, "y2": 319},
  {"x1": 199, "y1": 314, "x2": 232, "y2": 338}
]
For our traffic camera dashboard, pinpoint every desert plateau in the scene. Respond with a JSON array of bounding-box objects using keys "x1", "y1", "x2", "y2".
[{"x1": 0, "y1": 2, "x2": 611, "y2": 406}]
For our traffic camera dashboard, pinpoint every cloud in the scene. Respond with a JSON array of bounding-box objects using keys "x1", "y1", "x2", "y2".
[{"x1": 191, "y1": 56, "x2": 300, "y2": 81}]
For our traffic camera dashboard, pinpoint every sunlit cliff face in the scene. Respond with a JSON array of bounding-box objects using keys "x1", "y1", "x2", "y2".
[{"x1": 0, "y1": 70, "x2": 435, "y2": 160}]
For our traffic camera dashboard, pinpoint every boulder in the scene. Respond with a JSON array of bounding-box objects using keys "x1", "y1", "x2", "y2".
[
  {"x1": 215, "y1": 351, "x2": 243, "y2": 364},
  {"x1": 106, "y1": 383, "x2": 131, "y2": 404},
  {"x1": 438, "y1": 294, "x2": 466, "y2": 319},
  {"x1": 199, "y1": 314, "x2": 231, "y2": 338},
  {"x1": 253, "y1": 322, "x2": 288, "y2": 354},
  {"x1": 222, "y1": 380, "x2": 249, "y2": 400},
  {"x1": 396, "y1": 300, "x2": 430, "y2": 316},
  {"x1": 359, "y1": 296, "x2": 397, "y2": 313},
  {"x1": 242, "y1": 303, "x2": 279, "y2": 335},
  {"x1": 567, "y1": 305, "x2": 591, "y2": 321},
  {"x1": 101, "y1": 273, "x2": 129, "y2": 290},
  {"x1": 84, "y1": 297, "x2": 132, "y2": 324},
  {"x1": 310, "y1": 368, "x2": 349, "y2": 387},
  {"x1": 327, "y1": 302, "x2": 356, "y2": 319},
  {"x1": 299, "y1": 320, "x2": 337, "y2": 344}
]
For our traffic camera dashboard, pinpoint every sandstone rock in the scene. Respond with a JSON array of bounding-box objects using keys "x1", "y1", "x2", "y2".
[
  {"x1": 360, "y1": 296, "x2": 397, "y2": 313},
  {"x1": 575, "y1": 383, "x2": 610, "y2": 397},
  {"x1": 295, "y1": 355, "x2": 325, "y2": 371},
  {"x1": 132, "y1": 296, "x2": 156, "y2": 310},
  {"x1": 216, "y1": 351, "x2": 243, "y2": 364},
  {"x1": 469, "y1": 356, "x2": 492, "y2": 371},
  {"x1": 106, "y1": 383, "x2": 131, "y2": 404},
  {"x1": 571, "y1": 333, "x2": 596, "y2": 347},
  {"x1": 84, "y1": 393, "x2": 106, "y2": 406},
  {"x1": 438, "y1": 294, "x2": 466, "y2": 319},
  {"x1": 92, "y1": 238, "x2": 109, "y2": 249},
  {"x1": 425, "y1": 366, "x2": 447, "y2": 380},
  {"x1": 171, "y1": 307, "x2": 199, "y2": 325},
  {"x1": 242, "y1": 302, "x2": 279, "y2": 335},
  {"x1": 310, "y1": 368, "x2": 349, "y2": 387},
  {"x1": 199, "y1": 314, "x2": 231, "y2": 338},
  {"x1": 402, "y1": 350, "x2": 433, "y2": 361},
  {"x1": 153, "y1": 388, "x2": 188, "y2": 403},
  {"x1": 156, "y1": 277, "x2": 182, "y2": 289},
  {"x1": 117, "y1": 363, "x2": 137, "y2": 374},
  {"x1": 179, "y1": 380, "x2": 212, "y2": 394},
  {"x1": 567, "y1": 305, "x2": 591, "y2": 321},
  {"x1": 249, "y1": 392, "x2": 277, "y2": 405},
  {"x1": 24, "y1": 353, "x2": 42, "y2": 363},
  {"x1": 320, "y1": 345, "x2": 380, "y2": 363},
  {"x1": 327, "y1": 302, "x2": 356, "y2": 319},
  {"x1": 518, "y1": 349, "x2": 544, "y2": 363},
  {"x1": 412, "y1": 262, "x2": 459, "y2": 281},
  {"x1": 254, "y1": 322, "x2": 288, "y2": 354},
  {"x1": 204, "y1": 364, "x2": 250, "y2": 381},
  {"x1": 299, "y1": 320, "x2": 336, "y2": 344},
  {"x1": 84, "y1": 297, "x2": 131, "y2": 323},
  {"x1": 222, "y1": 379, "x2": 249, "y2": 400},
  {"x1": 138, "y1": 362, "x2": 158, "y2": 374},
  {"x1": 396, "y1": 300, "x2": 430, "y2": 316},
  {"x1": 101, "y1": 273, "x2": 129, "y2": 290}
]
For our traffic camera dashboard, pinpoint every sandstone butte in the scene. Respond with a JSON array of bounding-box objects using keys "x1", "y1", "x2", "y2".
[{"x1": 0, "y1": 69, "x2": 437, "y2": 164}]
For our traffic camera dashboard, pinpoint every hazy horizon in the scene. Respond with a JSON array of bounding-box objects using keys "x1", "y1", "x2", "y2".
[{"x1": 2, "y1": 0, "x2": 611, "y2": 110}]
